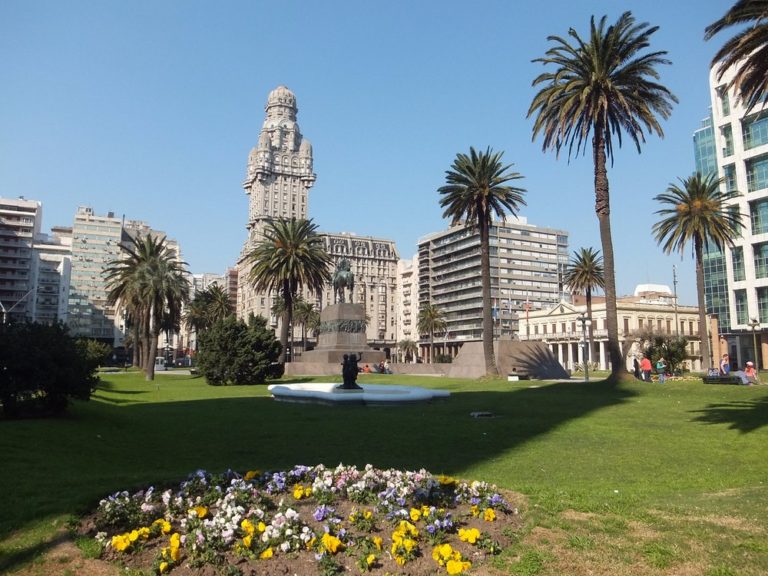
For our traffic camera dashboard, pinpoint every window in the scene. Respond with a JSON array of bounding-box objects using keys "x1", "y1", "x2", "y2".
[
  {"x1": 743, "y1": 112, "x2": 768, "y2": 150},
  {"x1": 732, "y1": 246, "x2": 746, "y2": 281},
  {"x1": 747, "y1": 154, "x2": 768, "y2": 193},
  {"x1": 754, "y1": 242, "x2": 768, "y2": 278},
  {"x1": 718, "y1": 85, "x2": 730, "y2": 117},
  {"x1": 722, "y1": 124, "x2": 734, "y2": 157},
  {"x1": 623, "y1": 318, "x2": 630, "y2": 333},
  {"x1": 735, "y1": 289, "x2": 749, "y2": 325},
  {"x1": 758, "y1": 287, "x2": 768, "y2": 323},
  {"x1": 723, "y1": 163, "x2": 737, "y2": 191}
]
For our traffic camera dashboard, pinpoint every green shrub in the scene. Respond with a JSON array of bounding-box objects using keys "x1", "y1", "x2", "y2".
[
  {"x1": 196, "y1": 315, "x2": 282, "y2": 385},
  {"x1": 0, "y1": 322, "x2": 98, "y2": 418},
  {"x1": 76, "y1": 338, "x2": 113, "y2": 371}
]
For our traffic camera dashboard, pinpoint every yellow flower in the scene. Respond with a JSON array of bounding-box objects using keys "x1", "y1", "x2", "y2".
[
  {"x1": 483, "y1": 508, "x2": 496, "y2": 522},
  {"x1": 244, "y1": 470, "x2": 259, "y2": 481},
  {"x1": 128, "y1": 530, "x2": 139, "y2": 542},
  {"x1": 241, "y1": 519, "x2": 255, "y2": 536},
  {"x1": 421, "y1": 505, "x2": 432, "y2": 518},
  {"x1": 243, "y1": 534, "x2": 252, "y2": 548},
  {"x1": 434, "y1": 543, "x2": 453, "y2": 562},
  {"x1": 409, "y1": 508, "x2": 421, "y2": 522},
  {"x1": 168, "y1": 533, "x2": 181, "y2": 562},
  {"x1": 396, "y1": 520, "x2": 418, "y2": 537},
  {"x1": 372, "y1": 536, "x2": 382, "y2": 551},
  {"x1": 259, "y1": 547, "x2": 273, "y2": 560},
  {"x1": 395, "y1": 555, "x2": 406, "y2": 566},
  {"x1": 366, "y1": 553, "x2": 376, "y2": 567},
  {"x1": 321, "y1": 532, "x2": 344, "y2": 554},
  {"x1": 438, "y1": 474, "x2": 457, "y2": 487},
  {"x1": 458, "y1": 527, "x2": 481, "y2": 544},
  {"x1": 363, "y1": 509, "x2": 372, "y2": 520},
  {"x1": 257, "y1": 521, "x2": 266, "y2": 533},
  {"x1": 293, "y1": 484, "x2": 305, "y2": 499},
  {"x1": 446, "y1": 559, "x2": 472, "y2": 575},
  {"x1": 137, "y1": 527, "x2": 150, "y2": 539},
  {"x1": 306, "y1": 536, "x2": 317, "y2": 550},
  {"x1": 470, "y1": 505, "x2": 479, "y2": 517},
  {"x1": 304, "y1": 486, "x2": 312, "y2": 498},
  {"x1": 190, "y1": 506, "x2": 208, "y2": 519},
  {"x1": 159, "y1": 561, "x2": 169, "y2": 573},
  {"x1": 111, "y1": 533, "x2": 131, "y2": 552},
  {"x1": 403, "y1": 538, "x2": 416, "y2": 553}
]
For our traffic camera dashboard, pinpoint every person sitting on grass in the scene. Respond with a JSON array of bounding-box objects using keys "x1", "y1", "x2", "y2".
[{"x1": 732, "y1": 361, "x2": 759, "y2": 385}]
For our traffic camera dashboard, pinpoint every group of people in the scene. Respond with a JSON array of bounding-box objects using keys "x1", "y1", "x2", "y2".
[
  {"x1": 720, "y1": 353, "x2": 759, "y2": 385},
  {"x1": 361, "y1": 360, "x2": 392, "y2": 374},
  {"x1": 635, "y1": 355, "x2": 668, "y2": 383}
]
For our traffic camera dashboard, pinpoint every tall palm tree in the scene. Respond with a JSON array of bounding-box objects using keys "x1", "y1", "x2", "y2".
[
  {"x1": 705, "y1": 0, "x2": 768, "y2": 112},
  {"x1": 653, "y1": 172, "x2": 742, "y2": 370},
  {"x1": 438, "y1": 147, "x2": 526, "y2": 376},
  {"x1": 529, "y1": 11, "x2": 677, "y2": 379},
  {"x1": 184, "y1": 283, "x2": 233, "y2": 349},
  {"x1": 563, "y1": 247, "x2": 605, "y2": 365},
  {"x1": 206, "y1": 284, "x2": 233, "y2": 324},
  {"x1": 417, "y1": 303, "x2": 447, "y2": 364},
  {"x1": 293, "y1": 298, "x2": 317, "y2": 353},
  {"x1": 398, "y1": 338, "x2": 418, "y2": 364},
  {"x1": 106, "y1": 234, "x2": 190, "y2": 381},
  {"x1": 246, "y1": 218, "x2": 332, "y2": 364}
]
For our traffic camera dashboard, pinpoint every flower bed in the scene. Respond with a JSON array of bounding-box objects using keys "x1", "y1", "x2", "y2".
[{"x1": 81, "y1": 464, "x2": 521, "y2": 575}]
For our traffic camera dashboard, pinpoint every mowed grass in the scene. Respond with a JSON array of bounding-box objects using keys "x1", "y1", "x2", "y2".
[{"x1": 1, "y1": 371, "x2": 767, "y2": 575}]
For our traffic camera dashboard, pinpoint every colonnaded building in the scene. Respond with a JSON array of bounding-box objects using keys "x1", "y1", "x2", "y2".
[{"x1": 235, "y1": 86, "x2": 399, "y2": 352}]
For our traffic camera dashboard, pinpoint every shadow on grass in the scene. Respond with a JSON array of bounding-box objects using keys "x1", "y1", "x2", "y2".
[
  {"x1": 0, "y1": 379, "x2": 635, "y2": 572},
  {"x1": 0, "y1": 531, "x2": 71, "y2": 574},
  {"x1": 691, "y1": 395, "x2": 768, "y2": 433}
]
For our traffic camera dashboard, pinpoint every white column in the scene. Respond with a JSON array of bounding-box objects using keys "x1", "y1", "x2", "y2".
[
  {"x1": 577, "y1": 340, "x2": 584, "y2": 365},
  {"x1": 599, "y1": 341, "x2": 607, "y2": 370}
]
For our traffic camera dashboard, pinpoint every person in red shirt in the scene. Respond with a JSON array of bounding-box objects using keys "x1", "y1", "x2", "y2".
[{"x1": 639, "y1": 356, "x2": 652, "y2": 382}]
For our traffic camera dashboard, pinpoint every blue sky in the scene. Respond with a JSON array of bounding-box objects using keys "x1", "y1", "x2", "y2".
[{"x1": 1, "y1": 1, "x2": 733, "y2": 304}]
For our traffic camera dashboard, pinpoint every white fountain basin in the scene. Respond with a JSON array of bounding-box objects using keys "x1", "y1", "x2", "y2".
[{"x1": 267, "y1": 382, "x2": 450, "y2": 405}]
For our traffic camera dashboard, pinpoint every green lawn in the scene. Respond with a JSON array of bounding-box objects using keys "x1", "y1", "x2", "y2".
[{"x1": 2, "y1": 372, "x2": 767, "y2": 575}]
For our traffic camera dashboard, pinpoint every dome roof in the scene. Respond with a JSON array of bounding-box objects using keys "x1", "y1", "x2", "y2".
[{"x1": 266, "y1": 85, "x2": 297, "y2": 111}]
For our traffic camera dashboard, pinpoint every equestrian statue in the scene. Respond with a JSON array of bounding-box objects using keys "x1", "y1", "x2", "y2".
[{"x1": 332, "y1": 258, "x2": 355, "y2": 303}]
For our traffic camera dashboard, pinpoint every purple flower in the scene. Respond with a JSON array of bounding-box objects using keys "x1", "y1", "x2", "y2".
[{"x1": 313, "y1": 505, "x2": 335, "y2": 522}]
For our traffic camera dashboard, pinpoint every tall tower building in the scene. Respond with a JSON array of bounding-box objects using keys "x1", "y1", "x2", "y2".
[
  {"x1": 0, "y1": 197, "x2": 41, "y2": 323},
  {"x1": 237, "y1": 86, "x2": 316, "y2": 320}
]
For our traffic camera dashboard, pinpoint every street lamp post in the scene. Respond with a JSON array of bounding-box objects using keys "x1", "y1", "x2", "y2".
[
  {"x1": 749, "y1": 318, "x2": 760, "y2": 371},
  {"x1": 578, "y1": 312, "x2": 592, "y2": 382}
]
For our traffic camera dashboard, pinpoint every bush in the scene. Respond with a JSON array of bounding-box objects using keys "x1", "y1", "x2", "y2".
[
  {"x1": 76, "y1": 339, "x2": 113, "y2": 371},
  {"x1": 434, "y1": 354, "x2": 453, "y2": 364},
  {"x1": 196, "y1": 315, "x2": 282, "y2": 385},
  {"x1": 0, "y1": 322, "x2": 98, "y2": 418}
]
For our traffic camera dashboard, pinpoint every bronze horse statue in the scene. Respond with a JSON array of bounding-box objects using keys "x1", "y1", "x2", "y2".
[{"x1": 333, "y1": 259, "x2": 355, "y2": 303}]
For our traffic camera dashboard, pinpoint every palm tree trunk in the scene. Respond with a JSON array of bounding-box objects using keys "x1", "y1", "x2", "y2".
[
  {"x1": 586, "y1": 288, "x2": 594, "y2": 366},
  {"x1": 593, "y1": 133, "x2": 623, "y2": 378},
  {"x1": 145, "y1": 303, "x2": 157, "y2": 381},
  {"x1": 479, "y1": 218, "x2": 499, "y2": 376},
  {"x1": 694, "y1": 238, "x2": 711, "y2": 370},
  {"x1": 429, "y1": 331, "x2": 434, "y2": 363}
]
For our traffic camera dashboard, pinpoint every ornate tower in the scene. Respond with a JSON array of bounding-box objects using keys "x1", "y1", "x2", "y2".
[{"x1": 237, "y1": 86, "x2": 316, "y2": 320}]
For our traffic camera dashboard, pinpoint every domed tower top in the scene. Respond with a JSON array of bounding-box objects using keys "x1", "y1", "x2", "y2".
[{"x1": 265, "y1": 85, "x2": 297, "y2": 121}]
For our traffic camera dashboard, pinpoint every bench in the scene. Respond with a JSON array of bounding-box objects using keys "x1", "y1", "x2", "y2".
[{"x1": 702, "y1": 375, "x2": 742, "y2": 385}]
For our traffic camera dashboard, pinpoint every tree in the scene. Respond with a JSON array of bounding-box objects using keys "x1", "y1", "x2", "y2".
[
  {"x1": 398, "y1": 339, "x2": 418, "y2": 363},
  {"x1": 635, "y1": 329, "x2": 691, "y2": 376},
  {"x1": 246, "y1": 218, "x2": 332, "y2": 365},
  {"x1": 196, "y1": 315, "x2": 282, "y2": 385},
  {"x1": 705, "y1": 0, "x2": 768, "y2": 112},
  {"x1": 293, "y1": 298, "x2": 319, "y2": 353},
  {"x1": 563, "y1": 247, "x2": 605, "y2": 363},
  {"x1": 184, "y1": 284, "x2": 234, "y2": 349},
  {"x1": 417, "y1": 304, "x2": 447, "y2": 364},
  {"x1": 105, "y1": 234, "x2": 190, "y2": 381},
  {"x1": 652, "y1": 172, "x2": 742, "y2": 370},
  {"x1": 529, "y1": 11, "x2": 677, "y2": 379},
  {"x1": 438, "y1": 147, "x2": 526, "y2": 376}
]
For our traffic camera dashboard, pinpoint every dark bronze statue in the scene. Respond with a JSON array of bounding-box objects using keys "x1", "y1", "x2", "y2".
[
  {"x1": 339, "y1": 352, "x2": 363, "y2": 390},
  {"x1": 332, "y1": 259, "x2": 355, "y2": 303}
]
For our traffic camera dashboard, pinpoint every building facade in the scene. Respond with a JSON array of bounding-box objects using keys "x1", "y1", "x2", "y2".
[
  {"x1": 236, "y1": 85, "x2": 316, "y2": 321},
  {"x1": 32, "y1": 227, "x2": 72, "y2": 325},
  {"x1": 0, "y1": 197, "x2": 41, "y2": 323},
  {"x1": 706, "y1": 62, "x2": 768, "y2": 367},
  {"x1": 396, "y1": 255, "x2": 419, "y2": 357},
  {"x1": 519, "y1": 285, "x2": 704, "y2": 372},
  {"x1": 417, "y1": 216, "x2": 568, "y2": 359}
]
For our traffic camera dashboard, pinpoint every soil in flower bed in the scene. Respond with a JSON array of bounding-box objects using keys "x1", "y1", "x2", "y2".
[{"x1": 75, "y1": 464, "x2": 524, "y2": 576}]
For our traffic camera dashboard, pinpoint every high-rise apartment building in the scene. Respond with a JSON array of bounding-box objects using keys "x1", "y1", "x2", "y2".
[
  {"x1": 0, "y1": 197, "x2": 41, "y2": 323},
  {"x1": 396, "y1": 255, "x2": 419, "y2": 350},
  {"x1": 67, "y1": 207, "x2": 124, "y2": 341},
  {"x1": 707, "y1": 63, "x2": 768, "y2": 366},
  {"x1": 237, "y1": 86, "x2": 316, "y2": 320},
  {"x1": 32, "y1": 226, "x2": 72, "y2": 325},
  {"x1": 417, "y1": 217, "x2": 568, "y2": 356}
]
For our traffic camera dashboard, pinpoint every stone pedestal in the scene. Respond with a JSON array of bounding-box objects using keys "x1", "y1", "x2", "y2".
[{"x1": 294, "y1": 303, "x2": 384, "y2": 367}]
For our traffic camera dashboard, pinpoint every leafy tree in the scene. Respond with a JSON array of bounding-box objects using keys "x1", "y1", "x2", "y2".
[
  {"x1": 184, "y1": 284, "x2": 234, "y2": 349},
  {"x1": 438, "y1": 147, "x2": 526, "y2": 376},
  {"x1": 76, "y1": 339, "x2": 113, "y2": 371},
  {"x1": 417, "y1": 304, "x2": 447, "y2": 364},
  {"x1": 0, "y1": 322, "x2": 97, "y2": 418},
  {"x1": 246, "y1": 218, "x2": 332, "y2": 365},
  {"x1": 105, "y1": 234, "x2": 190, "y2": 381},
  {"x1": 635, "y1": 329, "x2": 691, "y2": 375},
  {"x1": 563, "y1": 247, "x2": 605, "y2": 363},
  {"x1": 398, "y1": 338, "x2": 418, "y2": 363},
  {"x1": 653, "y1": 172, "x2": 742, "y2": 370},
  {"x1": 529, "y1": 11, "x2": 677, "y2": 379},
  {"x1": 706, "y1": 0, "x2": 768, "y2": 112},
  {"x1": 196, "y1": 315, "x2": 282, "y2": 385}
]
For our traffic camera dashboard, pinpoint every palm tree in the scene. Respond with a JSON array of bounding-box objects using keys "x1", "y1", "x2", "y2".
[
  {"x1": 529, "y1": 12, "x2": 677, "y2": 379},
  {"x1": 398, "y1": 338, "x2": 418, "y2": 364},
  {"x1": 293, "y1": 298, "x2": 318, "y2": 354},
  {"x1": 246, "y1": 218, "x2": 332, "y2": 364},
  {"x1": 206, "y1": 284, "x2": 233, "y2": 324},
  {"x1": 106, "y1": 234, "x2": 190, "y2": 380},
  {"x1": 705, "y1": 0, "x2": 768, "y2": 112},
  {"x1": 652, "y1": 172, "x2": 742, "y2": 370},
  {"x1": 563, "y1": 247, "x2": 605, "y2": 365},
  {"x1": 184, "y1": 284, "x2": 233, "y2": 349},
  {"x1": 438, "y1": 147, "x2": 526, "y2": 376},
  {"x1": 417, "y1": 303, "x2": 447, "y2": 364}
]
